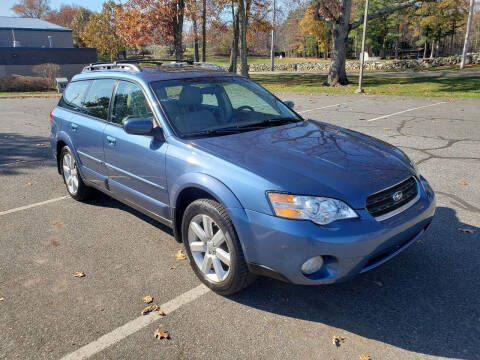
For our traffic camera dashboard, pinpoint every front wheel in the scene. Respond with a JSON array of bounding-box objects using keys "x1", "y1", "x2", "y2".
[
  {"x1": 60, "y1": 146, "x2": 91, "y2": 201},
  {"x1": 182, "y1": 199, "x2": 255, "y2": 295}
]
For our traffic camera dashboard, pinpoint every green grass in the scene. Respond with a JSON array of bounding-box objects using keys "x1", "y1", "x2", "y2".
[
  {"x1": 0, "y1": 91, "x2": 58, "y2": 95},
  {"x1": 251, "y1": 73, "x2": 480, "y2": 98}
]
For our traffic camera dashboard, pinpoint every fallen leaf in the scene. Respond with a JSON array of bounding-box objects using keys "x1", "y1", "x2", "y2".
[
  {"x1": 332, "y1": 335, "x2": 345, "y2": 347},
  {"x1": 26, "y1": 182, "x2": 32, "y2": 186},
  {"x1": 142, "y1": 296, "x2": 153, "y2": 304},
  {"x1": 359, "y1": 355, "x2": 371, "y2": 360},
  {"x1": 175, "y1": 249, "x2": 186, "y2": 260},
  {"x1": 458, "y1": 228, "x2": 475, "y2": 234},
  {"x1": 153, "y1": 329, "x2": 169, "y2": 340},
  {"x1": 384, "y1": 127, "x2": 391, "y2": 130},
  {"x1": 35, "y1": 143, "x2": 48, "y2": 147},
  {"x1": 458, "y1": 181, "x2": 468, "y2": 186},
  {"x1": 169, "y1": 265, "x2": 177, "y2": 270},
  {"x1": 73, "y1": 272, "x2": 85, "y2": 278},
  {"x1": 158, "y1": 310, "x2": 166, "y2": 316},
  {"x1": 141, "y1": 304, "x2": 159, "y2": 315},
  {"x1": 0, "y1": 297, "x2": 4, "y2": 302}
]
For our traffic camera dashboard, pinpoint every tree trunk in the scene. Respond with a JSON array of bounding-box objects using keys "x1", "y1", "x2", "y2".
[
  {"x1": 173, "y1": 0, "x2": 185, "y2": 60},
  {"x1": 201, "y1": 0, "x2": 207, "y2": 62},
  {"x1": 460, "y1": 0, "x2": 475, "y2": 69},
  {"x1": 327, "y1": 0, "x2": 352, "y2": 86},
  {"x1": 430, "y1": 40, "x2": 434, "y2": 59},
  {"x1": 228, "y1": 4, "x2": 239, "y2": 73},
  {"x1": 423, "y1": 42, "x2": 427, "y2": 59},
  {"x1": 192, "y1": 11, "x2": 200, "y2": 62},
  {"x1": 270, "y1": 0, "x2": 276, "y2": 71},
  {"x1": 238, "y1": 0, "x2": 248, "y2": 76}
]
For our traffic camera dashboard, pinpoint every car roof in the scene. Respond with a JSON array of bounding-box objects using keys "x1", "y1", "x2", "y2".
[{"x1": 72, "y1": 65, "x2": 242, "y2": 84}]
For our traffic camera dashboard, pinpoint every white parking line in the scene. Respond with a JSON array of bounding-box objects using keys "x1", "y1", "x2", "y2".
[
  {"x1": 367, "y1": 102, "x2": 446, "y2": 122},
  {"x1": 61, "y1": 284, "x2": 211, "y2": 360},
  {"x1": 0, "y1": 196, "x2": 69, "y2": 217},
  {"x1": 298, "y1": 103, "x2": 346, "y2": 114}
]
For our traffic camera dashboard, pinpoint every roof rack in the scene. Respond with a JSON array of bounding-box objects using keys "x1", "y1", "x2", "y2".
[{"x1": 82, "y1": 58, "x2": 195, "y2": 73}]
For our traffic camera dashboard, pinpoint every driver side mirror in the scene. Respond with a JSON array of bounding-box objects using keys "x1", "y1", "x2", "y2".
[
  {"x1": 123, "y1": 118, "x2": 153, "y2": 136},
  {"x1": 284, "y1": 101, "x2": 295, "y2": 109}
]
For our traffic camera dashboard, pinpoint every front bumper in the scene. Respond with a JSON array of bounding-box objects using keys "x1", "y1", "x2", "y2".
[{"x1": 229, "y1": 182, "x2": 436, "y2": 285}]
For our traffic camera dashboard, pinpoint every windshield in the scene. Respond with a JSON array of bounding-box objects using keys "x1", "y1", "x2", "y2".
[{"x1": 150, "y1": 76, "x2": 302, "y2": 138}]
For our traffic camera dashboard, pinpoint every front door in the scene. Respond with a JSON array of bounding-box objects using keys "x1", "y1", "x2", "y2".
[{"x1": 103, "y1": 80, "x2": 170, "y2": 221}]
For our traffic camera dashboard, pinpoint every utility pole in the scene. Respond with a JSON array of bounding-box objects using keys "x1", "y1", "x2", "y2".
[
  {"x1": 460, "y1": 0, "x2": 475, "y2": 69},
  {"x1": 356, "y1": 0, "x2": 369, "y2": 93},
  {"x1": 270, "y1": 0, "x2": 276, "y2": 71}
]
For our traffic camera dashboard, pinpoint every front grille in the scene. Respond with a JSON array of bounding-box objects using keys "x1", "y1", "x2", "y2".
[{"x1": 366, "y1": 176, "x2": 418, "y2": 218}]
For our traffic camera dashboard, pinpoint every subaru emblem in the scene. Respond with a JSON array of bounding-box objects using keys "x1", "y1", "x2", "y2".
[{"x1": 392, "y1": 191, "x2": 403, "y2": 202}]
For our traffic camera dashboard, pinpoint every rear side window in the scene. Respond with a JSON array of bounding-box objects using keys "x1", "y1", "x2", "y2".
[
  {"x1": 111, "y1": 81, "x2": 153, "y2": 125},
  {"x1": 59, "y1": 81, "x2": 90, "y2": 111},
  {"x1": 82, "y1": 79, "x2": 116, "y2": 120}
]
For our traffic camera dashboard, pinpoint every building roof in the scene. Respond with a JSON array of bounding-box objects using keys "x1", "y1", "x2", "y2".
[{"x1": 0, "y1": 16, "x2": 71, "y2": 31}]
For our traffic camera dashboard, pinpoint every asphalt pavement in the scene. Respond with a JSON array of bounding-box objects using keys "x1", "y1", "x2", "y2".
[{"x1": 0, "y1": 94, "x2": 479, "y2": 360}]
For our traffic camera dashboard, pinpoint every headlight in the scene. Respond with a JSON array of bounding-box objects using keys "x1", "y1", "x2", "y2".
[{"x1": 267, "y1": 192, "x2": 358, "y2": 225}]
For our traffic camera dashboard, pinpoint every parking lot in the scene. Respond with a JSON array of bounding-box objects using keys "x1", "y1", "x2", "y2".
[{"x1": 1, "y1": 94, "x2": 479, "y2": 360}]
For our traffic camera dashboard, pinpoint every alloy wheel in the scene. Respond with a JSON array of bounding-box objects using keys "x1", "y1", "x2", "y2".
[
  {"x1": 188, "y1": 214, "x2": 231, "y2": 283},
  {"x1": 62, "y1": 152, "x2": 79, "y2": 195}
]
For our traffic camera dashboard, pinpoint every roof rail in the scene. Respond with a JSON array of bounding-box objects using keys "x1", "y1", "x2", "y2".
[{"x1": 82, "y1": 59, "x2": 224, "y2": 73}]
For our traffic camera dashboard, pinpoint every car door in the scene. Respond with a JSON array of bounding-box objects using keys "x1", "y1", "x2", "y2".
[
  {"x1": 103, "y1": 80, "x2": 170, "y2": 221},
  {"x1": 60, "y1": 79, "x2": 114, "y2": 188}
]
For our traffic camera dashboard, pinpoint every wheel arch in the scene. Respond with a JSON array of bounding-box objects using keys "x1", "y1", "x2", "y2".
[{"x1": 170, "y1": 173, "x2": 244, "y2": 243}]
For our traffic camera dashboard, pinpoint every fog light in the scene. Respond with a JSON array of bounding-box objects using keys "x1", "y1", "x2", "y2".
[{"x1": 301, "y1": 256, "x2": 324, "y2": 275}]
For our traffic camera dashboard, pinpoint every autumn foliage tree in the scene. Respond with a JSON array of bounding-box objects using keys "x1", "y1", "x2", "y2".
[
  {"x1": 315, "y1": 0, "x2": 439, "y2": 86},
  {"x1": 44, "y1": 5, "x2": 79, "y2": 28},
  {"x1": 11, "y1": 0, "x2": 50, "y2": 18},
  {"x1": 115, "y1": 0, "x2": 186, "y2": 59},
  {"x1": 81, "y1": 1, "x2": 126, "y2": 60}
]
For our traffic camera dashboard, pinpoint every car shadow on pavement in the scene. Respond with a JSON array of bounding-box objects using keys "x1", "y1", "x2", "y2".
[
  {"x1": 0, "y1": 132, "x2": 54, "y2": 175},
  {"x1": 228, "y1": 206, "x2": 479, "y2": 359},
  {"x1": 84, "y1": 191, "x2": 174, "y2": 237}
]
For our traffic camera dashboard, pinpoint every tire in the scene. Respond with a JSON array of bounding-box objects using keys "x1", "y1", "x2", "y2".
[
  {"x1": 60, "y1": 146, "x2": 92, "y2": 201},
  {"x1": 182, "y1": 199, "x2": 255, "y2": 295}
]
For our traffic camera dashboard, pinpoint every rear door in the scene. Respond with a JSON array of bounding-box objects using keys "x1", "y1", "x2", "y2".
[
  {"x1": 59, "y1": 79, "x2": 114, "y2": 188},
  {"x1": 103, "y1": 80, "x2": 170, "y2": 221}
]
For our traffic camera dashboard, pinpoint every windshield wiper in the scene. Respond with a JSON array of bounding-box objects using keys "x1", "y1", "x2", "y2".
[
  {"x1": 183, "y1": 127, "x2": 251, "y2": 138},
  {"x1": 243, "y1": 117, "x2": 302, "y2": 128}
]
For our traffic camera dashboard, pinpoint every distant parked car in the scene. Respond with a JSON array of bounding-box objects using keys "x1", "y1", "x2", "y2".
[{"x1": 49, "y1": 60, "x2": 436, "y2": 295}]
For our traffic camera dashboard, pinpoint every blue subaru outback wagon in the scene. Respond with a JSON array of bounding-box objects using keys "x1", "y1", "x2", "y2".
[{"x1": 50, "y1": 59, "x2": 436, "y2": 295}]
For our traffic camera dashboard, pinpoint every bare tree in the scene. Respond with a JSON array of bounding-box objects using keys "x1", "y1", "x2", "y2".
[
  {"x1": 229, "y1": 1, "x2": 240, "y2": 73},
  {"x1": 11, "y1": 0, "x2": 50, "y2": 18}
]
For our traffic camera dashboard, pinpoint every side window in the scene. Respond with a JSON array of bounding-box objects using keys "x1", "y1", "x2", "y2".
[
  {"x1": 111, "y1": 81, "x2": 153, "y2": 125},
  {"x1": 82, "y1": 79, "x2": 116, "y2": 120},
  {"x1": 59, "y1": 81, "x2": 90, "y2": 111}
]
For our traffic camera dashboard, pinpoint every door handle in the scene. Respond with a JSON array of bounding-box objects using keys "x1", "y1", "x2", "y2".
[
  {"x1": 106, "y1": 136, "x2": 116, "y2": 146},
  {"x1": 71, "y1": 123, "x2": 78, "y2": 132}
]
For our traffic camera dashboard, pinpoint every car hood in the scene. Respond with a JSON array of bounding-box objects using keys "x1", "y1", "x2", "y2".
[{"x1": 191, "y1": 120, "x2": 414, "y2": 209}]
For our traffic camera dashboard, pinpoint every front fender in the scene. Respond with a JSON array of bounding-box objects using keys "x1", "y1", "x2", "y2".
[{"x1": 170, "y1": 172, "x2": 244, "y2": 211}]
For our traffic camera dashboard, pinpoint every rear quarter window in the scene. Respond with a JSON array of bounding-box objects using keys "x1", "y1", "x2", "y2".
[{"x1": 58, "y1": 80, "x2": 90, "y2": 111}]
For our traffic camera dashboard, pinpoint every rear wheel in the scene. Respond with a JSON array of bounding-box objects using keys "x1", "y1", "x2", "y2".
[
  {"x1": 182, "y1": 199, "x2": 255, "y2": 295},
  {"x1": 60, "y1": 146, "x2": 91, "y2": 201}
]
